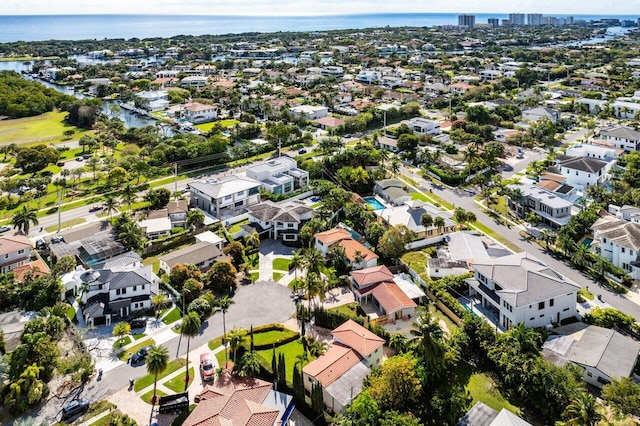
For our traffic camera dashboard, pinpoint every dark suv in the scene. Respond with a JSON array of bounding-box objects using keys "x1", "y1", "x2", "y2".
[{"x1": 131, "y1": 345, "x2": 153, "y2": 364}]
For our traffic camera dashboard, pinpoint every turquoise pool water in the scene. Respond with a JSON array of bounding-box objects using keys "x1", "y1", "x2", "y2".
[
  {"x1": 364, "y1": 196, "x2": 385, "y2": 210},
  {"x1": 582, "y1": 238, "x2": 593, "y2": 248}
]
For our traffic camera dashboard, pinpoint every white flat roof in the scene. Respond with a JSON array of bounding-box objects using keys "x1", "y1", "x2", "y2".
[{"x1": 195, "y1": 230, "x2": 225, "y2": 246}]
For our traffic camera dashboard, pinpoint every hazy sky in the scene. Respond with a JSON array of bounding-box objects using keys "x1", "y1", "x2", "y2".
[{"x1": 3, "y1": 0, "x2": 639, "y2": 16}]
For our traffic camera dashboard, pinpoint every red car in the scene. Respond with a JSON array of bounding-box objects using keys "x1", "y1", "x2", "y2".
[
  {"x1": 200, "y1": 353, "x2": 214, "y2": 381},
  {"x1": 88, "y1": 205, "x2": 103, "y2": 212}
]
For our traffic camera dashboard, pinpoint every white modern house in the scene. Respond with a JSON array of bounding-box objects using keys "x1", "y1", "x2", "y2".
[
  {"x1": 565, "y1": 144, "x2": 618, "y2": 162},
  {"x1": 183, "y1": 102, "x2": 217, "y2": 124},
  {"x1": 61, "y1": 252, "x2": 159, "y2": 326},
  {"x1": 136, "y1": 90, "x2": 169, "y2": 111},
  {"x1": 189, "y1": 175, "x2": 262, "y2": 219},
  {"x1": 289, "y1": 105, "x2": 328, "y2": 120},
  {"x1": 599, "y1": 125, "x2": 640, "y2": 152},
  {"x1": 554, "y1": 156, "x2": 609, "y2": 190},
  {"x1": 245, "y1": 157, "x2": 309, "y2": 195},
  {"x1": 522, "y1": 106, "x2": 561, "y2": 124},
  {"x1": 467, "y1": 252, "x2": 580, "y2": 330},
  {"x1": 354, "y1": 70, "x2": 382, "y2": 84},
  {"x1": 591, "y1": 215, "x2": 640, "y2": 281},
  {"x1": 507, "y1": 183, "x2": 574, "y2": 228},
  {"x1": 408, "y1": 117, "x2": 441, "y2": 136},
  {"x1": 181, "y1": 76, "x2": 209, "y2": 88},
  {"x1": 247, "y1": 200, "x2": 314, "y2": 242}
]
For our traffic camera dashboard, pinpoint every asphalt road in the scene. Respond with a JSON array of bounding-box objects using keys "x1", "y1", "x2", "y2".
[{"x1": 32, "y1": 280, "x2": 296, "y2": 424}]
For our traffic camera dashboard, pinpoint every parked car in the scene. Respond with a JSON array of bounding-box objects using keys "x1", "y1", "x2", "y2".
[
  {"x1": 75, "y1": 157, "x2": 84, "y2": 162},
  {"x1": 51, "y1": 236, "x2": 66, "y2": 244},
  {"x1": 0, "y1": 225, "x2": 10, "y2": 233},
  {"x1": 298, "y1": 149, "x2": 307, "y2": 154},
  {"x1": 131, "y1": 345, "x2": 153, "y2": 364},
  {"x1": 200, "y1": 353, "x2": 214, "y2": 381},
  {"x1": 83, "y1": 154, "x2": 91, "y2": 159},
  {"x1": 35, "y1": 239, "x2": 47, "y2": 250},
  {"x1": 62, "y1": 398, "x2": 90, "y2": 419},
  {"x1": 57, "y1": 162, "x2": 65, "y2": 167},
  {"x1": 129, "y1": 318, "x2": 147, "y2": 330},
  {"x1": 88, "y1": 205, "x2": 103, "y2": 213},
  {"x1": 41, "y1": 171, "x2": 53, "y2": 177}
]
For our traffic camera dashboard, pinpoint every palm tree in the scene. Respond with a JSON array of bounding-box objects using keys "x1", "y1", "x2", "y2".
[
  {"x1": 112, "y1": 321, "x2": 131, "y2": 349},
  {"x1": 389, "y1": 333, "x2": 408, "y2": 354},
  {"x1": 539, "y1": 229, "x2": 556, "y2": 250},
  {"x1": 146, "y1": 345, "x2": 169, "y2": 404},
  {"x1": 239, "y1": 351, "x2": 261, "y2": 377},
  {"x1": 120, "y1": 183, "x2": 136, "y2": 211},
  {"x1": 11, "y1": 206, "x2": 39, "y2": 235},
  {"x1": 290, "y1": 249, "x2": 304, "y2": 281},
  {"x1": 562, "y1": 392, "x2": 601, "y2": 426},
  {"x1": 410, "y1": 307, "x2": 445, "y2": 372},
  {"x1": 389, "y1": 157, "x2": 401, "y2": 176},
  {"x1": 571, "y1": 244, "x2": 590, "y2": 268},
  {"x1": 103, "y1": 195, "x2": 119, "y2": 218},
  {"x1": 216, "y1": 295, "x2": 235, "y2": 368},
  {"x1": 420, "y1": 213, "x2": 434, "y2": 229},
  {"x1": 180, "y1": 311, "x2": 201, "y2": 390},
  {"x1": 185, "y1": 209, "x2": 205, "y2": 230},
  {"x1": 151, "y1": 294, "x2": 170, "y2": 317},
  {"x1": 227, "y1": 328, "x2": 249, "y2": 367},
  {"x1": 87, "y1": 156, "x2": 101, "y2": 180},
  {"x1": 244, "y1": 231, "x2": 260, "y2": 251},
  {"x1": 434, "y1": 216, "x2": 446, "y2": 234},
  {"x1": 117, "y1": 220, "x2": 146, "y2": 251},
  {"x1": 557, "y1": 234, "x2": 576, "y2": 258}
]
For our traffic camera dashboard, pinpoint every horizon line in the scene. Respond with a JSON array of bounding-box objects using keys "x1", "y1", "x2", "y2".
[{"x1": 1, "y1": 12, "x2": 638, "y2": 17}]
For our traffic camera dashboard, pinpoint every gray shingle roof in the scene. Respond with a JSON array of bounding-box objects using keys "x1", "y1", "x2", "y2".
[
  {"x1": 159, "y1": 241, "x2": 223, "y2": 268},
  {"x1": 600, "y1": 125, "x2": 640, "y2": 141},
  {"x1": 592, "y1": 216, "x2": 640, "y2": 251},
  {"x1": 470, "y1": 252, "x2": 580, "y2": 308},
  {"x1": 559, "y1": 156, "x2": 607, "y2": 173},
  {"x1": 247, "y1": 200, "x2": 313, "y2": 224}
]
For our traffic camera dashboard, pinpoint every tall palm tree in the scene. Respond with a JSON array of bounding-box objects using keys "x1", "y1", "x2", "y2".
[
  {"x1": 11, "y1": 206, "x2": 39, "y2": 235},
  {"x1": 103, "y1": 195, "x2": 119, "y2": 218},
  {"x1": 226, "y1": 328, "x2": 249, "y2": 367},
  {"x1": 434, "y1": 216, "x2": 446, "y2": 234},
  {"x1": 146, "y1": 345, "x2": 169, "y2": 404},
  {"x1": 290, "y1": 249, "x2": 304, "y2": 281},
  {"x1": 180, "y1": 311, "x2": 201, "y2": 390},
  {"x1": 239, "y1": 351, "x2": 261, "y2": 377},
  {"x1": 410, "y1": 307, "x2": 445, "y2": 372},
  {"x1": 117, "y1": 220, "x2": 146, "y2": 251},
  {"x1": 185, "y1": 209, "x2": 205, "y2": 230},
  {"x1": 562, "y1": 392, "x2": 601, "y2": 426},
  {"x1": 120, "y1": 183, "x2": 136, "y2": 211},
  {"x1": 244, "y1": 232, "x2": 260, "y2": 251},
  {"x1": 216, "y1": 295, "x2": 235, "y2": 368},
  {"x1": 571, "y1": 244, "x2": 590, "y2": 268},
  {"x1": 420, "y1": 213, "x2": 434, "y2": 230}
]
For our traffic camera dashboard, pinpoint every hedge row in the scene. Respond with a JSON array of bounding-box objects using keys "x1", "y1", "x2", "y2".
[
  {"x1": 426, "y1": 166, "x2": 466, "y2": 186},
  {"x1": 254, "y1": 332, "x2": 300, "y2": 351}
]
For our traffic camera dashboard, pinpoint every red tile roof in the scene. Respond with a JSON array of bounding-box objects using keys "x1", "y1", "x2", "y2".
[
  {"x1": 331, "y1": 320, "x2": 385, "y2": 357},
  {"x1": 370, "y1": 282, "x2": 417, "y2": 314},
  {"x1": 315, "y1": 228, "x2": 351, "y2": 245},
  {"x1": 302, "y1": 343, "x2": 362, "y2": 387},
  {"x1": 0, "y1": 233, "x2": 30, "y2": 256},
  {"x1": 12, "y1": 259, "x2": 51, "y2": 282},
  {"x1": 337, "y1": 238, "x2": 378, "y2": 263},
  {"x1": 350, "y1": 265, "x2": 394, "y2": 289}
]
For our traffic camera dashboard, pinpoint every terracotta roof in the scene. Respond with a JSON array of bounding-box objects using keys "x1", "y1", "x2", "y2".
[
  {"x1": 186, "y1": 374, "x2": 277, "y2": 426},
  {"x1": 185, "y1": 102, "x2": 215, "y2": 112},
  {"x1": 12, "y1": 259, "x2": 51, "y2": 282},
  {"x1": 539, "y1": 172, "x2": 567, "y2": 182},
  {"x1": 315, "y1": 116, "x2": 345, "y2": 128},
  {"x1": 302, "y1": 343, "x2": 362, "y2": 387},
  {"x1": 0, "y1": 234, "x2": 30, "y2": 256},
  {"x1": 167, "y1": 199, "x2": 188, "y2": 214},
  {"x1": 369, "y1": 282, "x2": 417, "y2": 314},
  {"x1": 331, "y1": 320, "x2": 385, "y2": 357},
  {"x1": 315, "y1": 228, "x2": 351, "y2": 245},
  {"x1": 337, "y1": 238, "x2": 378, "y2": 263},
  {"x1": 350, "y1": 265, "x2": 394, "y2": 289}
]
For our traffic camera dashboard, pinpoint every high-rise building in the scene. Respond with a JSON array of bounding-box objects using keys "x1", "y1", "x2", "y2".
[
  {"x1": 488, "y1": 18, "x2": 500, "y2": 28},
  {"x1": 527, "y1": 13, "x2": 543, "y2": 26},
  {"x1": 509, "y1": 13, "x2": 526, "y2": 26},
  {"x1": 458, "y1": 14, "x2": 476, "y2": 28}
]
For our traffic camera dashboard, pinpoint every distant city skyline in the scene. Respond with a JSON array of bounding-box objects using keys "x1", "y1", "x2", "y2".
[{"x1": 3, "y1": 0, "x2": 640, "y2": 16}]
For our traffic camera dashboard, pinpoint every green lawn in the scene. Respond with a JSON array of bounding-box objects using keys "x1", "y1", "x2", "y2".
[
  {"x1": 0, "y1": 111, "x2": 92, "y2": 146},
  {"x1": 164, "y1": 367, "x2": 195, "y2": 393},
  {"x1": 140, "y1": 388, "x2": 167, "y2": 404},
  {"x1": 66, "y1": 305, "x2": 76, "y2": 321},
  {"x1": 228, "y1": 218, "x2": 249, "y2": 234},
  {"x1": 272, "y1": 258, "x2": 291, "y2": 271},
  {"x1": 273, "y1": 272, "x2": 284, "y2": 281},
  {"x1": 112, "y1": 336, "x2": 132, "y2": 350},
  {"x1": 257, "y1": 339, "x2": 313, "y2": 383},
  {"x1": 142, "y1": 255, "x2": 161, "y2": 274},
  {"x1": 579, "y1": 288, "x2": 595, "y2": 301},
  {"x1": 81, "y1": 400, "x2": 116, "y2": 423},
  {"x1": 486, "y1": 195, "x2": 510, "y2": 216},
  {"x1": 132, "y1": 332, "x2": 146, "y2": 340},
  {"x1": 410, "y1": 190, "x2": 454, "y2": 210},
  {"x1": 134, "y1": 358, "x2": 187, "y2": 392},
  {"x1": 328, "y1": 303, "x2": 362, "y2": 320},
  {"x1": 310, "y1": 202, "x2": 323, "y2": 209},
  {"x1": 162, "y1": 307, "x2": 181, "y2": 325},
  {"x1": 252, "y1": 329, "x2": 298, "y2": 346},
  {"x1": 195, "y1": 119, "x2": 240, "y2": 132},
  {"x1": 467, "y1": 373, "x2": 521, "y2": 415},
  {"x1": 87, "y1": 410, "x2": 133, "y2": 426},
  {"x1": 208, "y1": 336, "x2": 224, "y2": 351},
  {"x1": 44, "y1": 218, "x2": 86, "y2": 233},
  {"x1": 117, "y1": 338, "x2": 155, "y2": 361},
  {"x1": 428, "y1": 304, "x2": 458, "y2": 336}
]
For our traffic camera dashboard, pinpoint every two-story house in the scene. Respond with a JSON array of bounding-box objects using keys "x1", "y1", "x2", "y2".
[
  {"x1": 508, "y1": 183, "x2": 574, "y2": 228},
  {"x1": 591, "y1": 215, "x2": 640, "y2": 281},
  {"x1": 468, "y1": 252, "x2": 580, "y2": 330},
  {"x1": 0, "y1": 234, "x2": 32, "y2": 274},
  {"x1": 167, "y1": 200, "x2": 188, "y2": 227},
  {"x1": 408, "y1": 117, "x2": 441, "y2": 136},
  {"x1": 289, "y1": 105, "x2": 328, "y2": 120},
  {"x1": 61, "y1": 252, "x2": 159, "y2": 326},
  {"x1": 599, "y1": 125, "x2": 640, "y2": 152},
  {"x1": 303, "y1": 320, "x2": 384, "y2": 413},
  {"x1": 247, "y1": 200, "x2": 314, "y2": 242},
  {"x1": 554, "y1": 156, "x2": 609, "y2": 190},
  {"x1": 314, "y1": 228, "x2": 378, "y2": 270},
  {"x1": 183, "y1": 102, "x2": 217, "y2": 124},
  {"x1": 189, "y1": 175, "x2": 262, "y2": 219},
  {"x1": 522, "y1": 106, "x2": 561, "y2": 124},
  {"x1": 245, "y1": 157, "x2": 309, "y2": 195}
]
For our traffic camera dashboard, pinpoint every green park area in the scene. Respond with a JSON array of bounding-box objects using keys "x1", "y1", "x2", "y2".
[
  {"x1": 195, "y1": 119, "x2": 240, "y2": 132},
  {"x1": 0, "y1": 111, "x2": 91, "y2": 146}
]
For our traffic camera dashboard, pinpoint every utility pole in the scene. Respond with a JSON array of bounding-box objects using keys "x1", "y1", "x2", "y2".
[
  {"x1": 57, "y1": 186, "x2": 61, "y2": 233},
  {"x1": 173, "y1": 162, "x2": 178, "y2": 200},
  {"x1": 278, "y1": 139, "x2": 282, "y2": 157}
]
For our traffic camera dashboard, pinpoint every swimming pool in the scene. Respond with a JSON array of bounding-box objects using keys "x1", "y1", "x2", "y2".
[
  {"x1": 581, "y1": 238, "x2": 593, "y2": 248},
  {"x1": 364, "y1": 196, "x2": 386, "y2": 210}
]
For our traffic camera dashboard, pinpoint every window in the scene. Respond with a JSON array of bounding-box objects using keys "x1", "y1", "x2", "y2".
[
  {"x1": 622, "y1": 247, "x2": 626, "y2": 253},
  {"x1": 4, "y1": 254, "x2": 7, "y2": 259},
  {"x1": 224, "y1": 194, "x2": 232, "y2": 200},
  {"x1": 288, "y1": 223, "x2": 294, "y2": 228},
  {"x1": 142, "y1": 284, "x2": 145, "y2": 290},
  {"x1": 603, "y1": 238, "x2": 607, "y2": 244},
  {"x1": 550, "y1": 298, "x2": 554, "y2": 307},
  {"x1": 538, "y1": 301, "x2": 545, "y2": 310},
  {"x1": 236, "y1": 191, "x2": 245, "y2": 197},
  {"x1": 133, "y1": 286, "x2": 137, "y2": 291},
  {"x1": 17, "y1": 249, "x2": 24, "y2": 254}
]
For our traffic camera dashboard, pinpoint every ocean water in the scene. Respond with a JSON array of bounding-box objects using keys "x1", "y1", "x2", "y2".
[{"x1": 0, "y1": 13, "x2": 637, "y2": 43}]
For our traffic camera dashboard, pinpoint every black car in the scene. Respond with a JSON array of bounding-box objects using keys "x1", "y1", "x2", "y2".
[
  {"x1": 129, "y1": 318, "x2": 147, "y2": 330},
  {"x1": 35, "y1": 239, "x2": 47, "y2": 250},
  {"x1": 62, "y1": 398, "x2": 90, "y2": 419},
  {"x1": 131, "y1": 345, "x2": 153, "y2": 364}
]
